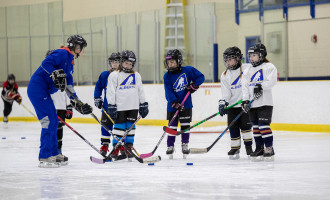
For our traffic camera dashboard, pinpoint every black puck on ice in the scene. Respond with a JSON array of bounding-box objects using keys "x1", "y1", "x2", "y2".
[
  {"x1": 186, "y1": 163, "x2": 193, "y2": 166},
  {"x1": 148, "y1": 163, "x2": 155, "y2": 166}
]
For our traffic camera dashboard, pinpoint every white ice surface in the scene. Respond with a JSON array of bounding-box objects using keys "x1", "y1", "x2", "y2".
[{"x1": 1, "y1": 122, "x2": 330, "y2": 200}]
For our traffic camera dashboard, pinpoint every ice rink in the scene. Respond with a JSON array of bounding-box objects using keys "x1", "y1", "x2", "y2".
[{"x1": 1, "y1": 121, "x2": 330, "y2": 200}]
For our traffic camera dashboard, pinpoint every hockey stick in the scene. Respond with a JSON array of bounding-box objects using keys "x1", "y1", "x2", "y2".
[
  {"x1": 20, "y1": 102, "x2": 38, "y2": 119},
  {"x1": 65, "y1": 88, "x2": 160, "y2": 164},
  {"x1": 140, "y1": 91, "x2": 191, "y2": 159},
  {"x1": 100, "y1": 107, "x2": 140, "y2": 156},
  {"x1": 57, "y1": 116, "x2": 108, "y2": 159},
  {"x1": 189, "y1": 99, "x2": 255, "y2": 154},
  {"x1": 91, "y1": 116, "x2": 142, "y2": 164},
  {"x1": 163, "y1": 99, "x2": 243, "y2": 136}
]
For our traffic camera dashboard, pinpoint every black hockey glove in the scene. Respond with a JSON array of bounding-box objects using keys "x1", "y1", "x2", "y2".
[
  {"x1": 108, "y1": 104, "x2": 117, "y2": 121},
  {"x1": 70, "y1": 100, "x2": 93, "y2": 115},
  {"x1": 94, "y1": 97, "x2": 103, "y2": 109},
  {"x1": 253, "y1": 84, "x2": 263, "y2": 100},
  {"x1": 186, "y1": 83, "x2": 199, "y2": 93},
  {"x1": 241, "y1": 100, "x2": 251, "y2": 113},
  {"x1": 51, "y1": 69, "x2": 66, "y2": 92},
  {"x1": 171, "y1": 101, "x2": 184, "y2": 112},
  {"x1": 218, "y1": 99, "x2": 229, "y2": 116},
  {"x1": 139, "y1": 102, "x2": 149, "y2": 118},
  {"x1": 65, "y1": 104, "x2": 73, "y2": 119}
]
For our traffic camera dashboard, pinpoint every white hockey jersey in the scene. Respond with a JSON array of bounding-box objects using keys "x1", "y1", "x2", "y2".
[
  {"x1": 241, "y1": 62, "x2": 277, "y2": 108},
  {"x1": 106, "y1": 70, "x2": 146, "y2": 111},
  {"x1": 220, "y1": 63, "x2": 251, "y2": 108},
  {"x1": 51, "y1": 91, "x2": 69, "y2": 110}
]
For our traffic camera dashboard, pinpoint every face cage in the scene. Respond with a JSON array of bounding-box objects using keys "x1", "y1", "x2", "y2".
[
  {"x1": 108, "y1": 59, "x2": 120, "y2": 69},
  {"x1": 223, "y1": 55, "x2": 239, "y2": 70},
  {"x1": 165, "y1": 59, "x2": 180, "y2": 72},
  {"x1": 249, "y1": 53, "x2": 263, "y2": 67},
  {"x1": 120, "y1": 60, "x2": 134, "y2": 73}
]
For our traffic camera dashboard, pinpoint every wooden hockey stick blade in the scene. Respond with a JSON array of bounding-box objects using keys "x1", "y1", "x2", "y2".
[
  {"x1": 163, "y1": 126, "x2": 179, "y2": 136},
  {"x1": 189, "y1": 148, "x2": 208, "y2": 154}
]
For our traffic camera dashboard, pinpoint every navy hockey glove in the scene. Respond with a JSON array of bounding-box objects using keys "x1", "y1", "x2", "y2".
[
  {"x1": 171, "y1": 101, "x2": 184, "y2": 112},
  {"x1": 94, "y1": 97, "x2": 103, "y2": 109},
  {"x1": 139, "y1": 102, "x2": 149, "y2": 118},
  {"x1": 241, "y1": 100, "x2": 251, "y2": 113},
  {"x1": 71, "y1": 100, "x2": 93, "y2": 115},
  {"x1": 218, "y1": 100, "x2": 229, "y2": 116},
  {"x1": 108, "y1": 104, "x2": 117, "y2": 121},
  {"x1": 186, "y1": 83, "x2": 199, "y2": 93},
  {"x1": 253, "y1": 84, "x2": 263, "y2": 100},
  {"x1": 65, "y1": 104, "x2": 73, "y2": 119},
  {"x1": 51, "y1": 69, "x2": 66, "y2": 92}
]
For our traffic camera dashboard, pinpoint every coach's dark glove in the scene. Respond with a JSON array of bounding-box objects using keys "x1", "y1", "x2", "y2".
[
  {"x1": 108, "y1": 104, "x2": 117, "y2": 121},
  {"x1": 186, "y1": 83, "x2": 199, "y2": 93},
  {"x1": 241, "y1": 100, "x2": 251, "y2": 113},
  {"x1": 51, "y1": 69, "x2": 66, "y2": 92},
  {"x1": 253, "y1": 84, "x2": 263, "y2": 100},
  {"x1": 139, "y1": 102, "x2": 149, "y2": 118},
  {"x1": 94, "y1": 97, "x2": 103, "y2": 109},
  {"x1": 218, "y1": 100, "x2": 229, "y2": 116},
  {"x1": 71, "y1": 100, "x2": 92, "y2": 115}
]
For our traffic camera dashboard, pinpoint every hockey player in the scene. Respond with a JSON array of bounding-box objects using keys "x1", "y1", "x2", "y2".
[
  {"x1": 106, "y1": 50, "x2": 149, "y2": 161},
  {"x1": 94, "y1": 52, "x2": 120, "y2": 157},
  {"x1": 27, "y1": 35, "x2": 93, "y2": 168},
  {"x1": 241, "y1": 43, "x2": 277, "y2": 162},
  {"x1": 47, "y1": 50, "x2": 73, "y2": 166},
  {"x1": 1, "y1": 74, "x2": 22, "y2": 123},
  {"x1": 219, "y1": 47, "x2": 253, "y2": 160},
  {"x1": 164, "y1": 49, "x2": 205, "y2": 159}
]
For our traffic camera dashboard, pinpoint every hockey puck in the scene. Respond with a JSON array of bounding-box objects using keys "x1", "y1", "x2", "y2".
[
  {"x1": 105, "y1": 159, "x2": 111, "y2": 162},
  {"x1": 148, "y1": 163, "x2": 155, "y2": 166},
  {"x1": 186, "y1": 163, "x2": 193, "y2": 166},
  {"x1": 21, "y1": 137, "x2": 26, "y2": 139},
  {"x1": 2, "y1": 137, "x2": 6, "y2": 139}
]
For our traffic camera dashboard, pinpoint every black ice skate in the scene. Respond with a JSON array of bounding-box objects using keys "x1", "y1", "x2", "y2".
[
  {"x1": 110, "y1": 144, "x2": 121, "y2": 160},
  {"x1": 182, "y1": 143, "x2": 189, "y2": 159},
  {"x1": 245, "y1": 145, "x2": 253, "y2": 159},
  {"x1": 263, "y1": 146, "x2": 275, "y2": 162},
  {"x1": 166, "y1": 146, "x2": 174, "y2": 159},
  {"x1": 228, "y1": 149, "x2": 240, "y2": 160},
  {"x1": 125, "y1": 143, "x2": 134, "y2": 162},
  {"x1": 3, "y1": 116, "x2": 8, "y2": 123},
  {"x1": 250, "y1": 146, "x2": 264, "y2": 162}
]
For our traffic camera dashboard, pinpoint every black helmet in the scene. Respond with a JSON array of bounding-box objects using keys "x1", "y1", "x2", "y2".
[
  {"x1": 108, "y1": 52, "x2": 121, "y2": 70},
  {"x1": 164, "y1": 49, "x2": 183, "y2": 72},
  {"x1": 67, "y1": 35, "x2": 87, "y2": 52},
  {"x1": 120, "y1": 50, "x2": 136, "y2": 73},
  {"x1": 7, "y1": 74, "x2": 15, "y2": 81},
  {"x1": 45, "y1": 49, "x2": 55, "y2": 58},
  {"x1": 223, "y1": 46, "x2": 243, "y2": 70},
  {"x1": 248, "y1": 43, "x2": 267, "y2": 67}
]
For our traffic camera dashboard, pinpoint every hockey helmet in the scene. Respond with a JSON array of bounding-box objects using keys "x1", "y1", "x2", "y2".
[
  {"x1": 120, "y1": 50, "x2": 136, "y2": 73},
  {"x1": 248, "y1": 43, "x2": 267, "y2": 67},
  {"x1": 67, "y1": 35, "x2": 87, "y2": 52},
  {"x1": 164, "y1": 49, "x2": 183, "y2": 72},
  {"x1": 223, "y1": 46, "x2": 243, "y2": 70}
]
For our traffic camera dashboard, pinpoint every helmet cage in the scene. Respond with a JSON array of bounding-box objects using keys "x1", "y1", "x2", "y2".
[
  {"x1": 120, "y1": 50, "x2": 136, "y2": 73},
  {"x1": 223, "y1": 54, "x2": 241, "y2": 70},
  {"x1": 164, "y1": 49, "x2": 183, "y2": 72}
]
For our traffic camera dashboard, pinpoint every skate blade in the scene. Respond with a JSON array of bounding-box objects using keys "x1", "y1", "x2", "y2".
[
  {"x1": 264, "y1": 156, "x2": 274, "y2": 162},
  {"x1": 183, "y1": 154, "x2": 188, "y2": 159},
  {"x1": 128, "y1": 158, "x2": 133, "y2": 162},
  {"x1": 59, "y1": 161, "x2": 68, "y2": 166},
  {"x1": 168, "y1": 154, "x2": 173, "y2": 159},
  {"x1": 250, "y1": 156, "x2": 264, "y2": 162},
  {"x1": 38, "y1": 162, "x2": 61, "y2": 168},
  {"x1": 229, "y1": 154, "x2": 240, "y2": 160}
]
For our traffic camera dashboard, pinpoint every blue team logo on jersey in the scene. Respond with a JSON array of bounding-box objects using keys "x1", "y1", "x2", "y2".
[
  {"x1": 231, "y1": 74, "x2": 242, "y2": 89},
  {"x1": 173, "y1": 74, "x2": 188, "y2": 92},
  {"x1": 119, "y1": 74, "x2": 136, "y2": 90},
  {"x1": 249, "y1": 69, "x2": 263, "y2": 86}
]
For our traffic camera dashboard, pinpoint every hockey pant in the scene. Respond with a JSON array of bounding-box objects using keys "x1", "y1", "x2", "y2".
[
  {"x1": 166, "y1": 108, "x2": 192, "y2": 147},
  {"x1": 2, "y1": 99, "x2": 13, "y2": 117},
  {"x1": 112, "y1": 110, "x2": 138, "y2": 145}
]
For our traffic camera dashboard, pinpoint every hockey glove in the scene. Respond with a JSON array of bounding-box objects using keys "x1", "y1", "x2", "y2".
[
  {"x1": 14, "y1": 94, "x2": 22, "y2": 104},
  {"x1": 171, "y1": 101, "x2": 184, "y2": 112},
  {"x1": 70, "y1": 100, "x2": 93, "y2": 115},
  {"x1": 218, "y1": 100, "x2": 229, "y2": 116},
  {"x1": 139, "y1": 102, "x2": 149, "y2": 118},
  {"x1": 94, "y1": 97, "x2": 103, "y2": 109},
  {"x1": 108, "y1": 104, "x2": 117, "y2": 121},
  {"x1": 65, "y1": 104, "x2": 73, "y2": 119},
  {"x1": 51, "y1": 69, "x2": 67, "y2": 92},
  {"x1": 253, "y1": 84, "x2": 263, "y2": 100},
  {"x1": 186, "y1": 83, "x2": 199, "y2": 93},
  {"x1": 241, "y1": 100, "x2": 251, "y2": 113}
]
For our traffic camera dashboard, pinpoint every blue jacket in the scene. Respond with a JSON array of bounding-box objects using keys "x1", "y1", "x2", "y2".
[
  {"x1": 30, "y1": 48, "x2": 75, "y2": 97},
  {"x1": 164, "y1": 66, "x2": 205, "y2": 112},
  {"x1": 94, "y1": 70, "x2": 111, "y2": 111}
]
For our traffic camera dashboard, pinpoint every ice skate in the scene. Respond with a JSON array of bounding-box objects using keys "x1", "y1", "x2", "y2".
[
  {"x1": 125, "y1": 143, "x2": 134, "y2": 162},
  {"x1": 263, "y1": 146, "x2": 275, "y2": 162},
  {"x1": 182, "y1": 143, "x2": 189, "y2": 159},
  {"x1": 56, "y1": 154, "x2": 68, "y2": 166},
  {"x1": 100, "y1": 143, "x2": 109, "y2": 157},
  {"x1": 3, "y1": 116, "x2": 8, "y2": 123},
  {"x1": 250, "y1": 146, "x2": 264, "y2": 162},
  {"x1": 38, "y1": 156, "x2": 61, "y2": 168},
  {"x1": 228, "y1": 149, "x2": 240, "y2": 160},
  {"x1": 110, "y1": 144, "x2": 121, "y2": 160},
  {"x1": 166, "y1": 146, "x2": 174, "y2": 159},
  {"x1": 245, "y1": 145, "x2": 253, "y2": 159}
]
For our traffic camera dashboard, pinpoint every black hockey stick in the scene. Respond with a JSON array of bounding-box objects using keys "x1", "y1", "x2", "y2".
[
  {"x1": 90, "y1": 116, "x2": 141, "y2": 164},
  {"x1": 140, "y1": 91, "x2": 191, "y2": 159},
  {"x1": 65, "y1": 88, "x2": 161, "y2": 164},
  {"x1": 189, "y1": 99, "x2": 255, "y2": 154},
  {"x1": 163, "y1": 99, "x2": 243, "y2": 136}
]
